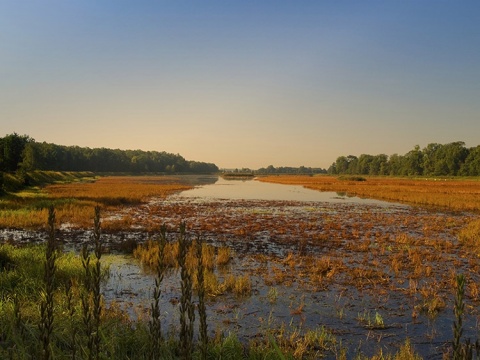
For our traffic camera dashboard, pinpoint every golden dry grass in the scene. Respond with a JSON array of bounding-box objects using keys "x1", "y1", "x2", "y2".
[
  {"x1": 0, "y1": 176, "x2": 192, "y2": 229},
  {"x1": 45, "y1": 176, "x2": 191, "y2": 205},
  {"x1": 258, "y1": 175, "x2": 480, "y2": 211}
]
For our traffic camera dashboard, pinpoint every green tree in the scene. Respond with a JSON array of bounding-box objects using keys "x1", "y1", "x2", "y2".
[
  {"x1": 0, "y1": 133, "x2": 33, "y2": 172},
  {"x1": 441, "y1": 141, "x2": 468, "y2": 176},
  {"x1": 422, "y1": 143, "x2": 442, "y2": 176},
  {"x1": 460, "y1": 146, "x2": 480, "y2": 176},
  {"x1": 404, "y1": 145, "x2": 423, "y2": 175},
  {"x1": 387, "y1": 154, "x2": 404, "y2": 175},
  {"x1": 357, "y1": 154, "x2": 374, "y2": 175}
]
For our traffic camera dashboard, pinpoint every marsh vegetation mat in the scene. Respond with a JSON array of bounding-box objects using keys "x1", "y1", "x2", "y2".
[{"x1": 2, "y1": 176, "x2": 479, "y2": 358}]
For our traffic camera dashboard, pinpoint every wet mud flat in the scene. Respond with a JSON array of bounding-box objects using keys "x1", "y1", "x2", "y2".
[{"x1": 2, "y1": 193, "x2": 479, "y2": 358}]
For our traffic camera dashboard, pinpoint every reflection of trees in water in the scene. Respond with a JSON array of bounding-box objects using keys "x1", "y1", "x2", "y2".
[{"x1": 176, "y1": 175, "x2": 219, "y2": 186}]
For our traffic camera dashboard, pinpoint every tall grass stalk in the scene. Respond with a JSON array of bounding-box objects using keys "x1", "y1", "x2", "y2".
[
  {"x1": 81, "y1": 243, "x2": 94, "y2": 360},
  {"x1": 196, "y1": 236, "x2": 208, "y2": 360},
  {"x1": 453, "y1": 274, "x2": 465, "y2": 360},
  {"x1": 39, "y1": 206, "x2": 57, "y2": 360},
  {"x1": 81, "y1": 206, "x2": 103, "y2": 360},
  {"x1": 92, "y1": 206, "x2": 102, "y2": 359},
  {"x1": 149, "y1": 224, "x2": 167, "y2": 360},
  {"x1": 453, "y1": 274, "x2": 480, "y2": 359},
  {"x1": 178, "y1": 222, "x2": 195, "y2": 360}
]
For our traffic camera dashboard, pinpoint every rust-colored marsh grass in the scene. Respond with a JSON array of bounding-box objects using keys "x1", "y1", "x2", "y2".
[
  {"x1": 46, "y1": 176, "x2": 191, "y2": 205},
  {"x1": 258, "y1": 175, "x2": 480, "y2": 211},
  {"x1": 0, "y1": 176, "x2": 191, "y2": 229}
]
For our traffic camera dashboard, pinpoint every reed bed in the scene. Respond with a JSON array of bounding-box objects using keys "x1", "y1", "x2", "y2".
[
  {"x1": 258, "y1": 175, "x2": 480, "y2": 211},
  {"x1": 0, "y1": 176, "x2": 192, "y2": 229},
  {"x1": 45, "y1": 176, "x2": 191, "y2": 205},
  {"x1": 132, "y1": 238, "x2": 251, "y2": 298}
]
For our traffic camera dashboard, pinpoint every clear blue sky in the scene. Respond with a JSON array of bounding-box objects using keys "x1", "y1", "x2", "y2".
[{"x1": 1, "y1": 1, "x2": 479, "y2": 169}]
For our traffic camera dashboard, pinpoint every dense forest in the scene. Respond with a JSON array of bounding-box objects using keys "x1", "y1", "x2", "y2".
[
  {"x1": 0, "y1": 133, "x2": 218, "y2": 175},
  {"x1": 328, "y1": 141, "x2": 480, "y2": 176}
]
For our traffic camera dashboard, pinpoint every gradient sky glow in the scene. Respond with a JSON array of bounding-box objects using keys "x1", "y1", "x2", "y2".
[{"x1": 1, "y1": 1, "x2": 479, "y2": 169}]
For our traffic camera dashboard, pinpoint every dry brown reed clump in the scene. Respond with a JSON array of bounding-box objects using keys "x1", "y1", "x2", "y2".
[
  {"x1": 458, "y1": 218, "x2": 480, "y2": 254},
  {"x1": 133, "y1": 236, "x2": 251, "y2": 297}
]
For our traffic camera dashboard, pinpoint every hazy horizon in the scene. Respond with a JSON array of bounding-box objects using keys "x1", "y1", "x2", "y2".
[{"x1": 1, "y1": 1, "x2": 479, "y2": 169}]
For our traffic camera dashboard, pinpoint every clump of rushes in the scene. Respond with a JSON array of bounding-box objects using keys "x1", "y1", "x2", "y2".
[
  {"x1": 149, "y1": 224, "x2": 167, "y2": 360},
  {"x1": 196, "y1": 236, "x2": 208, "y2": 360},
  {"x1": 39, "y1": 206, "x2": 57, "y2": 360},
  {"x1": 178, "y1": 222, "x2": 195, "y2": 360},
  {"x1": 81, "y1": 206, "x2": 103, "y2": 360}
]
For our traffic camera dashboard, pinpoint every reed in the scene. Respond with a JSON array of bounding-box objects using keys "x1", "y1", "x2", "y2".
[
  {"x1": 80, "y1": 207, "x2": 104, "y2": 360},
  {"x1": 196, "y1": 236, "x2": 208, "y2": 360},
  {"x1": 81, "y1": 244, "x2": 94, "y2": 359},
  {"x1": 39, "y1": 206, "x2": 57, "y2": 360},
  {"x1": 91, "y1": 206, "x2": 103, "y2": 359},
  {"x1": 177, "y1": 222, "x2": 195, "y2": 359},
  {"x1": 453, "y1": 274, "x2": 466, "y2": 360},
  {"x1": 149, "y1": 224, "x2": 167, "y2": 359}
]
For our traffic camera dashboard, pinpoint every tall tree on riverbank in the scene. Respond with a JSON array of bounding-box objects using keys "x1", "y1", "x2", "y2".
[{"x1": 328, "y1": 141, "x2": 480, "y2": 177}]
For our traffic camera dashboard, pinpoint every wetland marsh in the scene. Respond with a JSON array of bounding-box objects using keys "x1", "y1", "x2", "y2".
[{"x1": 2, "y1": 174, "x2": 480, "y2": 358}]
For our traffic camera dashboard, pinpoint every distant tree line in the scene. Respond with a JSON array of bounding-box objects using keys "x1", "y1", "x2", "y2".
[
  {"x1": 0, "y1": 133, "x2": 218, "y2": 174},
  {"x1": 256, "y1": 165, "x2": 327, "y2": 175},
  {"x1": 328, "y1": 141, "x2": 480, "y2": 176}
]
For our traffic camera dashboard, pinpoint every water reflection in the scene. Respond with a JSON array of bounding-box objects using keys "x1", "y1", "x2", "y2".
[{"x1": 176, "y1": 176, "x2": 392, "y2": 205}]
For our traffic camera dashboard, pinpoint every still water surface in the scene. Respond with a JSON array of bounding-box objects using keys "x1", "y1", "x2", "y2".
[{"x1": 176, "y1": 176, "x2": 392, "y2": 205}]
